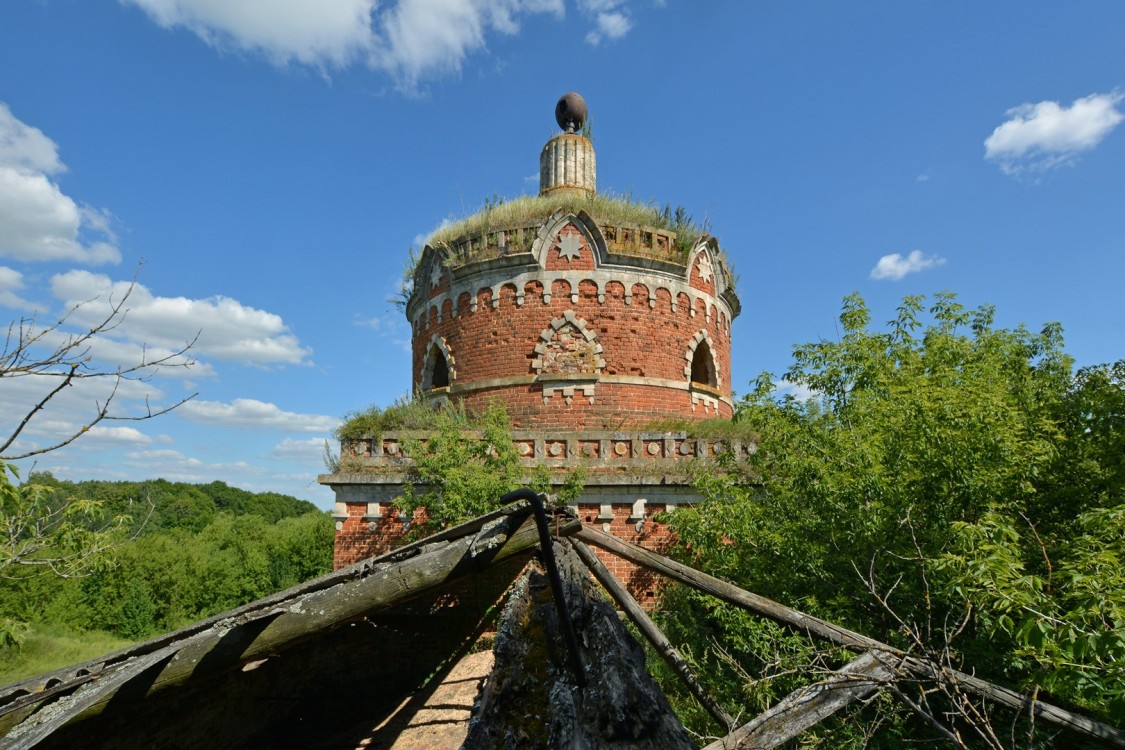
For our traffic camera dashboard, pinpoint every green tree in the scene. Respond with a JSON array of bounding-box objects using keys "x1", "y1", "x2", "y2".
[
  {"x1": 396, "y1": 402, "x2": 524, "y2": 532},
  {"x1": 117, "y1": 577, "x2": 157, "y2": 640},
  {"x1": 664, "y1": 293, "x2": 1123, "y2": 745},
  {"x1": 1, "y1": 464, "x2": 131, "y2": 579}
]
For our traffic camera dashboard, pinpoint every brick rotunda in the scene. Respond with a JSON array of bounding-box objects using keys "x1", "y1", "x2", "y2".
[{"x1": 322, "y1": 94, "x2": 747, "y2": 597}]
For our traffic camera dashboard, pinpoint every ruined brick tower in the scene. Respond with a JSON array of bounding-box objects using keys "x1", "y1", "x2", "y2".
[
  {"x1": 324, "y1": 95, "x2": 746, "y2": 592},
  {"x1": 409, "y1": 93, "x2": 739, "y2": 427}
]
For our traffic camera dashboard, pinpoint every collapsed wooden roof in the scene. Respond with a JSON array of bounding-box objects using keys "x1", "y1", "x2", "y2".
[{"x1": 1, "y1": 495, "x2": 1123, "y2": 750}]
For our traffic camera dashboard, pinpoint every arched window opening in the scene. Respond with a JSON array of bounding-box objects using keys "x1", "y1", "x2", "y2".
[
  {"x1": 429, "y1": 345, "x2": 450, "y2": 388},
  {"x1": 690, "y1": 340, "x2": 717, "y2": 387}
]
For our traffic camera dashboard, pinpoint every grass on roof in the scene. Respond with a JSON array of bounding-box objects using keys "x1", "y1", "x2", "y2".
[
  {"x1": 426, "y1": 192, "x2": 708, "y2": 258},
  {"x1": 635, "y1": 417, "x2": 759, "y2": 443}
]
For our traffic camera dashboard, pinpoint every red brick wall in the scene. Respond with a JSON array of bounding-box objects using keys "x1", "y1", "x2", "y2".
[
  {"x1": 412, "y1": 267, "x2": 733, "y2": 428},
  {"x1": 334, "y1": 506, "x2": 426, "y2": 570},
  {"x1": 573, "y1": 502, "x2": 678, "y2": 604}
]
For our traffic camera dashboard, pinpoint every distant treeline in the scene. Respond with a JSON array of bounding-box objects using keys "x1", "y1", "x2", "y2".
[
  {"x1": 0, "y1": 476, "x2": 333, "y2": 643},
  {"x1": 25, "y1": 474, "x2": 323, "y2": 533}
]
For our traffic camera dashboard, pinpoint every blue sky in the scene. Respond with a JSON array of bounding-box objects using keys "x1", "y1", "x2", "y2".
[{"x1": 1, "y1": 1, "x2": 1122, "y2": 507}]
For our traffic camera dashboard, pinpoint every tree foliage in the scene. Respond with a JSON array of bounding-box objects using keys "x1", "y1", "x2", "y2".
[
  {"x1": 0, "y1": 465, "x2": 132, "y2": 579},
  {"x1": 663, "y1": 293, "x2": 1124, "y2": 746},
  {"x1": 376, "y1": 400, "x2": 585, "y2": 535}
]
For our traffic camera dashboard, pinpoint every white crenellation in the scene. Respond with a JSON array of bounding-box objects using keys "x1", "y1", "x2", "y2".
[{"x1": 411, "y1": 269, "x2": 733, "y2": 332}]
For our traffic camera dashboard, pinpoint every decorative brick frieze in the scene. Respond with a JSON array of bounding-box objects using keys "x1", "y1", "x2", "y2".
[
  {"x1": 411, "y1": 265, "x2": 733, "y2": 331},
  {"x1": 331, "y1": 428, "x2": 756, "y2": 477}
]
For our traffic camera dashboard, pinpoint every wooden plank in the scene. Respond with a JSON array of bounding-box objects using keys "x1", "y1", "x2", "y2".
[
  {"x1": 570, "y1": 539, "x2": 736, "y2": 732},
  {"x1": 575, "y1": 525, "x2": 1125, "y2": 748},
  {"x1": 6, "y1": 511, "x2": 580, "y2": 742},
  {"x1": 700, "y1": 650, "x2": 895, "y2": 750},
  {"x1": 2, "y1": 645, "x2": 180, "y2": 750}
]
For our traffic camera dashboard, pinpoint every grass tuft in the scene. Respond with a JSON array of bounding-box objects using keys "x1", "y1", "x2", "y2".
[
  {"x1": 335, "y1": 396, "x2": 478, "y2": 442},
  {"x1": 635, "y1": 418, "x2": 759, "y2": 443}
]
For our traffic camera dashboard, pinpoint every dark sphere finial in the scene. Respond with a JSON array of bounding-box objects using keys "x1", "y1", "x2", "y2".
[{"x1": 555, "y1": 92, "x2": 587, "y2": 134}]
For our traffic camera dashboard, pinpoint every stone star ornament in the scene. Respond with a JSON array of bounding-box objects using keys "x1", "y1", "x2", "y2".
[
  {"x1": 695, "y1": 253, "x2": 714, "y2": 283},
  {"x1": 557, "y1": 232, "x2": 583, "y2": 261}
]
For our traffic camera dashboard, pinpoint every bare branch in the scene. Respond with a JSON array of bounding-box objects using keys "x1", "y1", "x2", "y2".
[
  {"x1": 0, "y1": 364, "x2": 79, "y2": 455},
  {"x1": 1, "y1": 266, "x2": 198, "y2": 462}
]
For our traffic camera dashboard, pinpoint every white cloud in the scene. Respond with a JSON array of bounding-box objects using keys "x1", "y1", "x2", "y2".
[
  {"x1": 118, "y1": 447, "x2": 262, "y2": 482},
  {"x1": 50, "y1": 269, "x2": 312, "y2": 366},
  {"x1": 0, "y1": 103, "x2": 122, "y2": 265},
  {"x1": 0, "y1": 265, "x2": 31, "y2": 308},
  {"x1": 354, "y1": 313, "x2": 401, "y2": 333},
  {"x1": 124, "y1": 0, "x2": 379, "y2": 68},
  {"x1": 179, "y1": 398, "x2": 339, "y2": 432},
  {"x1": 578, "y1": 0, "x2": 631, "y2": 45},
  {"x1": 0, "y1": 370, "x2": 181, "y2": 460},
  {"x1": 0, "y1": 106, "x2": 64, "y2": 174},
  {"x1": 124, "y1": 0, "x2": 645, "y2": 87},
  {"x1": 356, "y1": 312, "x2": 411, "y2": 353},
  {"x1": 372, "y1": 0, "x2": 568, "y2": 86},
  {"x1": 123, "y1": 448, "x2": 185, "y2": 461},
  {"x1": 47, "y1": 330, "x2": 216, "y2": 378},
  {"x1": 83, "y1": 425, "x2": 154, "y2": 447},
  {"x1": 773, "y1": 379, "x2": 816, "y2": 403},
  {"x1": 269, "y1": 436, "x2": 330, "y2": 464},
  {"x1": 985, "y1": 92, "x2": 1124, "y2": 175},
  {"x1": 585, "y1": 10, "x2": 630, "y2": 44},
  {"x1": 576, "y1": 0, "x2": 619, "y2": 12},
  {"x1": 869, "y1": 250, "x2": 946, "y2": 281}
]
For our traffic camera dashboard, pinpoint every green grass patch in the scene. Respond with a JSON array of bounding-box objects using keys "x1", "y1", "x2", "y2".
[
  {"x1": 422, "y1": 192, "x2": 728, "y2": 271},
  {"x1": 0, "y1": 622, "x2": 133, "y2": 685},
  {"x1": 336, "y1": 397, "x2": 481, "y2": 441},
  {"x1": 635, "y1": 418, "x2": 759, "y2": 443},
  {"x1": 429, "y1": 192, "x2": 701, "y2": 248}
]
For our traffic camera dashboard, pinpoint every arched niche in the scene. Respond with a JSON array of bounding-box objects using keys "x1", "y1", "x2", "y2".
[{"x1": 421, "y1": 335, "x2": 456, "y2": 390}]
